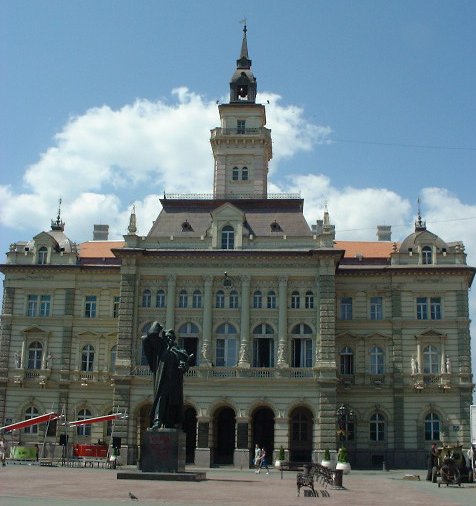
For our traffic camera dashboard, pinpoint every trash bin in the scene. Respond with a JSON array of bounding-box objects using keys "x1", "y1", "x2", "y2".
[{"x1": 333, "y1": 469, "x2": 343, "y2": 487}]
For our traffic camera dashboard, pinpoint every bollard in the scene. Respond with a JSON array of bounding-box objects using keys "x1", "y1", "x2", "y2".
[{"x1": 333, "y1": 468, "x2": 343, "y2": 488}]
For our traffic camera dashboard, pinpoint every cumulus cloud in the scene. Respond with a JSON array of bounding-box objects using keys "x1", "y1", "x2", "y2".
[{"x1": 0, "y1": 88, "x2": 331, "y2": 241}]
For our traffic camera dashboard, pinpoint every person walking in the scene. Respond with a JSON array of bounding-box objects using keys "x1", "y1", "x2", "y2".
[
  {"x1": 258, "y1": 447, "x2": 270, "y2": 474},
  {"x1": 254, "y1": 444, "x2": 262, "y2": 473},
  {"x1": 426, "y1": 442, "x2": 438, "y2": 481},
  {"x1": 0, "y1": 437, "x2": 7, "y2": 466}
]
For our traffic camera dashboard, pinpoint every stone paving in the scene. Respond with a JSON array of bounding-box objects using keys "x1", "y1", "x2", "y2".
[{"x1": 0, "y1": 463, "x2": 475, "y2": 506}]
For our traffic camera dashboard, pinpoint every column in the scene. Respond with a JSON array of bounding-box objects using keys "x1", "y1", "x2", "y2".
[
  {"x1": 277, "y1": 276, "x2": 288, "y2": 367},
  {"x1": 238, "y1": 275, "x2": 250, "y2": 367},
  {"x1": 165, "y1": 274, "x2": 176, "y2": 330},
  {"x1": 201, "y1": 275, "x2": 213, "y2": 366}
]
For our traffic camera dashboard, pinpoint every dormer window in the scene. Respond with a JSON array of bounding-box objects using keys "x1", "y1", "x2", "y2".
[
  {"x1": 422, "y1": 246, "x2": 432, "y2": 265},
  {"x1": 38, "y1": 246, "x2": 48, "y2": 264},
  {"x1": 221, "y1": 225, "x2": 235, "y2": 250},
  {"x1": 270, "y1": 220, "x2": 282, "y2": 232},
  {"x1": 181, "y1": 220, "x2": 193, "y2": 232},
  {"x1": 237, "y1": 119, "x2": 246, "y2": 134}
]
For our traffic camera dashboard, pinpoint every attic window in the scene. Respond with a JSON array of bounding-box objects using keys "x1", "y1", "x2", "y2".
[
  {"x1": 270, "y1": 220, "x2": 282, "y2": 232},
  {"x1": 181, "y1": 220, "x2": 193, "y2": 232}
]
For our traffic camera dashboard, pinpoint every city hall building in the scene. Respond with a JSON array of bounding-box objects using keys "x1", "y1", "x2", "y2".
[{"x1": 0, "y1": 28, "x2": 474, "y2": 469}]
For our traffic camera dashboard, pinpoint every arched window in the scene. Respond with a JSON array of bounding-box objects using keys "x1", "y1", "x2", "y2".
[
  {"x1": 76, "y1": 409, "x2": 92, "y2": 436},
  {"x1": 27, "y1": 341, "x2": 43, "y2": 369},
  {"x1": 156, "y1": 289, "x2": 166, "y2": 308},
  {"x1": 24, "y1": 406, "x2": 39, "y2": 434},
  {"x1": 142, "y1": 289, "x2": 151, "y2": 308},
  {"x1": 369, "y1": 413, "x2": 385, "y2": 441},
  {"x1": 340, "y1": 346, "x2": 354, "y2": 375},
  {"x1": 252, "y1": 323, "x2": 275, "y2": 368},
  {"x1": 370, "y1": 346, "x2": 385, "y2": 375},
  {"x1": 267, "y1": 290, "x2": 276, "y2": 309},
  {"x1": 38, "y1": 246, "x2": 48, "y2": 265},
  {"x1": 423, "y1": 345, "x2": 439, "y2": 374},
  {"x1": 291, "y1": 291, "x2": 300, "y2": 309},
  {"x1": 241, "y1": 166, "x2": 248, "y2": 180},
  {"x1": 179, "y1": 290, "x2": 188, "y2": 308},
  {"x1": 253, "y1": 290, "x2": 262, "y2": 309},
  {"x1": 422, "y1": 246, "x2": 433, "y2": 265},
  {"x1": 221, "y1": 225, "x2": 234, "y2": 250},
  {"x1": 81, "y1": 344, "x2": 95, "y2": 372},
  {"x1": 229, "y1": 290, "x2": 239, "y2": 309},
  {"x1": 291, "y1": 323, "x2": 313, "y2": 367},
  {"x1": 178, "y1": 322, "x2": 199, "y2": 366},
  {"x1": 232, "y1": 166, "x2": 239, "y2": 181},
  {"x1": 305, "y1": 291, "x2": 314, "y2": 309},
  {"x1": 215, "y1": 290, "x2": 225, "y2": 309},
  {"x1": 192, "y1": 290, "x2": 202, "y2": 309},
  {"x1": 110, "y1": 345, "x2": 117, "y2": 373},
  {"x1": 215, "y1": 323, "x2": 238, "y2": 367},
  {"x1": 424, "y1": 412, "x2": 440, "y2": 441}
]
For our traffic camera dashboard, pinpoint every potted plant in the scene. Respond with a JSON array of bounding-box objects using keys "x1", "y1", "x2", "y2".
[
  {"x1": 321, "y1": 448, "x2": 332, "y2": 468},
  {"x1": 335, "y1": 446, "x2": 351, "y2": 474},
  {"x1": 275, "y1": 445, "x2": 285, "y2": 468}
]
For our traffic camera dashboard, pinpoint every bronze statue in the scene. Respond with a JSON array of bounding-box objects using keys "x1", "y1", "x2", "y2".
[{"x1": 141, "y1": 322, "x2": 193, "y2": 429}]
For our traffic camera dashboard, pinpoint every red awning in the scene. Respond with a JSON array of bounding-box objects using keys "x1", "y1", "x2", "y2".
[
  {"x1": 0, "y1": 412, "x2": 60, "y2": 433},
  {"x1": 66, "y1": 413, "x2": 126, "y2": 426}
]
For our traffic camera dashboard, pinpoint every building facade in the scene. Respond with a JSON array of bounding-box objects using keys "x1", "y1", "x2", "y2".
[{"x1": 0, "y1": 28, "x2": 474, "y2": 469}]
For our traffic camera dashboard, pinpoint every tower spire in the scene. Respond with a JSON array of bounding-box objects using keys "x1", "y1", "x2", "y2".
[
  {"x1": 229, "y1": 23, "x2": 256, "y2": 103},
  {"x1": 51, "y1": 197, "x2": 65, "y2": 231}
]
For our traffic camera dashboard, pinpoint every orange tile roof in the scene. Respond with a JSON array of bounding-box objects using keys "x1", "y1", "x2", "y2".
[
  {"x1": 79, "y1": 241, "x2": 125, "y2": 258},
  {"x1": 334, "y1": 241, "x2": 398, "y2": 258}
]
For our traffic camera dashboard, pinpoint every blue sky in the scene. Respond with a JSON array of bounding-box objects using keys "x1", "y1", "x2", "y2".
[{"x1": 1, "y1": 1, "x2": 476, "y2": 393}]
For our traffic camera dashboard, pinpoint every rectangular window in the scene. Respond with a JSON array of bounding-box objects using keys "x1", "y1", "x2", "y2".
[
  {"x1": 237, "y1": 119, "x2": 246, "y2": 134},
  {"x1": 430, "y1": 297, "x2": 441, "y2": 320},
  {"x1": 291, "y1": 338, "x2": 312, "y2": 367},
  {"x1": 216, "y1": 338, "x2": 237, "y2": 367},
  {"x1": 27, "y1": 295, "x2": 38, "y2": 316},
  {"x1": 113, "y1": 296, "x2": 120, "y2": 318},
  {"x1": 339, "y1": 297, "x2": 353, "y2": 320},
  {"x1": 84, "y1": 295, "x2": 97, "y2": 318},
  {"x1": 253, "y1": 338, "x2": 275, "y2": 368},
  {"x1": 39, "y1": 295, "x2": 51, "y2": 317},
  {"x1": 416, "y1": 297, "x2": 428, "y2": 320},
  {"x1": 370, "y1": 296, "x2": 383, "y2": 320}
]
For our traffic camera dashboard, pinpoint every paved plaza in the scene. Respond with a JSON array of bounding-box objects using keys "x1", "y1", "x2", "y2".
[{"x1": 0, "y1": 463, "x2": 475, "y2": 506}]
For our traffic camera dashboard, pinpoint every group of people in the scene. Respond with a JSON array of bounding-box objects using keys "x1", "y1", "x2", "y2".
[{"x1": 253, "y1": 443, "x2": 270, "y2": 474}]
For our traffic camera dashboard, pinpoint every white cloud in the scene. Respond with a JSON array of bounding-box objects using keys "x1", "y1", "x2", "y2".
[{"x1": 0, "y1": 88, "x2": 331, "y2": 241}]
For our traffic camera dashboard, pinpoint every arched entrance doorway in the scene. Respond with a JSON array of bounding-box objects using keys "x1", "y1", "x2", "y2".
[
  {"x1": 251, "y1": 407, "x2": 275, "y2": 463},
  {"x1": 289, "y1": 406, "x2": 313, "y2": 462},
  {"x1": 183, "y1": 405, "x2": 197, "y2": 464},
  {"x1": 213, "y1": 406, "x2": 235, "y2": 465}
]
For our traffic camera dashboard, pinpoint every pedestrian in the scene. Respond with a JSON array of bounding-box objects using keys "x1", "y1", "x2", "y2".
[
  {"x1": 35, "y1": 444, "x2": 39, "y2": 461},
  {"x1": 0, "y1": 437, "x2": 7, "y2": 466},
  {"x1": 426, "y1": 442, "x2": 438, "y2": 481},
  {"x1": 258, "y1": 447, "x2": 270, "y2": 474},
  {"x1": 253, "y1": 443, "x2": 261, "y2": 467},
  {"x1": 254, "y1": 444, "x2": 262, "y2": 473}
]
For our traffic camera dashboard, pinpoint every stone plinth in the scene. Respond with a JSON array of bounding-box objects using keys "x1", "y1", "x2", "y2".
[{"x1": 139, "y1": 428, "x2": 185, "y2": 473}]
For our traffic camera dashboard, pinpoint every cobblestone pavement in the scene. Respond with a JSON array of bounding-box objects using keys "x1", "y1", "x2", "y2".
[{"x1": 0, "y1": 463, "x2": 475, "y2": 506}]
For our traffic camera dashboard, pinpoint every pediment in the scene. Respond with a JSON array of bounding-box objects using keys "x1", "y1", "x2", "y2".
[
  {"x1": 415, "y1": 329, "x2": 446, "y2": 339},
  {"x1": 22, "y1": 325, "x2": 47, "y2": 335},
  {"x1": 33, "y1": 231, "x2": 59, "y2": 248},
  {"x1": 77, "y1": 331, "x2": 100, "y2": 339},
  {"x1": 211, "y1": 203, "x2": 244, "y2": 221},
  {"x1": 335, "y1": 332, "x2": 358, "y2": 340}
]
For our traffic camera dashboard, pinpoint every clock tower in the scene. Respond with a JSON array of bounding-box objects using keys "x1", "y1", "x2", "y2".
[{"x1": 210, "y1": 25, "x2": 272, "y2": 199}]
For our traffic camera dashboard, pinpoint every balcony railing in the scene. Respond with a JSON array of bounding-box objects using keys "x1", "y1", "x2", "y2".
[
  {"x1": 211, "y1": 127, "x2": 271, "y2": 137},
  {"x1": 163, "y1": 192, "x2": 301, "y2": 200}
]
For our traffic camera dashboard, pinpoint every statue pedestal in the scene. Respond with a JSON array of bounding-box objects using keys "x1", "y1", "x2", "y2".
[{"x1": 139, "y1": 428, "x2": 186, "y2": 473}]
